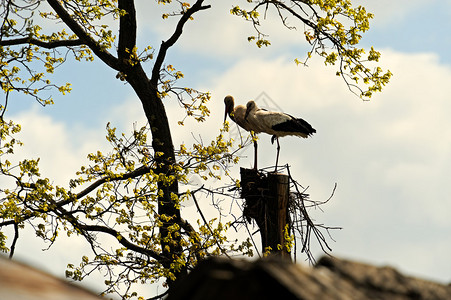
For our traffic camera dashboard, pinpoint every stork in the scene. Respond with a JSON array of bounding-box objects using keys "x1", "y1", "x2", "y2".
[
  {"x1": 245, "y1": 100, "x2": 316, "y2": 171},
  {"x1": 224, "y1": 95, "x2": 259, "y2": 169}
]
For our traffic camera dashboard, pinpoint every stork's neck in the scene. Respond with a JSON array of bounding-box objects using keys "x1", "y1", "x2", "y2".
[
  {"x1": 228, "y1": 111, "x2": 236, "y2": 122},
  {"x1": 225, "y1": 104, "x2": 235, "y2": 121}
]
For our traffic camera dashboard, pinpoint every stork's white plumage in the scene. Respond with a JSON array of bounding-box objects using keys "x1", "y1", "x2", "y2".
[
  {"x1": 245, "y1": 100, "x2": 316, "y2": 171},
  {"x1": 224, "y1": 96, "x2": 259, "y2": 169}
]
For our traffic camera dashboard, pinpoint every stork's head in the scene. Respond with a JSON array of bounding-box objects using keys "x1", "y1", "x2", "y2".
[
  {"x1": 245, "y1": 100, "x2": 257, "y2": 120},
  {"x1": 224, "y1": 95, "x2": 234, "y2": 122}
]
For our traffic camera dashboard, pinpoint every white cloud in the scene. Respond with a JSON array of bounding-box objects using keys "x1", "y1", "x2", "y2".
[
  {"x1": 135, "y1": 2, "x2": 261, "y2": 59},
  {"x1": 9, "y1": 108, "x2": 109, "y2": 186}
]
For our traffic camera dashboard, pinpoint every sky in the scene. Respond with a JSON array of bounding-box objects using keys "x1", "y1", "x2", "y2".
[{"x1": 2, "y1": 0, "x2": 451, "y2": 294}]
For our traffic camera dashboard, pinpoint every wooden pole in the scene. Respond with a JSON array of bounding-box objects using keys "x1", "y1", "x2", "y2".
[
  {"x1": 267, "y1": 172, "x2": 290, "y2": 260},
  {"x1": 240, "y1": 168, "x2": 291, "y2": 260}
]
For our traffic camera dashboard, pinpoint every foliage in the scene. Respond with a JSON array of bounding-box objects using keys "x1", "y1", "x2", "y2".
[
  {"x1": 231, "y1": 0, "x2": 392, "y2": 98},
  {"x1": 0, "y1": 0, "x2": 388, "y2": 298},
  {"x1": 0, "y1": 118, "x2": 252, "y2": 296}
]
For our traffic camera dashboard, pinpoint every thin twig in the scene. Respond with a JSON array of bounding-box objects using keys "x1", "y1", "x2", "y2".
[{"x1": 191, "y1": 190, "x2": 230, "y2": 258}]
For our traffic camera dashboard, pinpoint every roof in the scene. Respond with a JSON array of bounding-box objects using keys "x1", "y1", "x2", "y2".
[
  {"x1": 1, "y1": 254, "x2": 450, "y2": 300},
  {"x1": 0, "y1": 255, "x2": 103, "y2": 300},
  {"x1": 167, "y1": 256, "x2": 451, "y2": 300}
]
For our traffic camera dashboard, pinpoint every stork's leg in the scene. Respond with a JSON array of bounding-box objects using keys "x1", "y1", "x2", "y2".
[
  {"x1": 251, "y1": 131, "x2": 258, "y2": 170},
  {"x1": 275, "y1": 137, "x2": 280, "y2": 172},
  {"x1": 253, "y1": 140, "x2": 258, "y2": 170}
]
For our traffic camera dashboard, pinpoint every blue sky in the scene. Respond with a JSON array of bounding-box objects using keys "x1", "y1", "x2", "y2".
[
  {"x1": 3, "y1": 0, "x2": 451, "y2": 293},
  {"x1": 362, "y1": 1, "x2": 451, "y2": 64}
]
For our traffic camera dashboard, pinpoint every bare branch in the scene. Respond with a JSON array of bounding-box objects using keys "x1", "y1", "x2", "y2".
[
  {"x1": 191, "y1": 190, "x2": 230, "y2": 258},
  {"x1": 0, "y1": 37, "x2": 84, "y2": 48},
  {"x1": 286, "y1": 165, "x2": 341, "y2": 263},
  {"x1": 151, "y1": 0, "x2": 211, "y2": 85}
]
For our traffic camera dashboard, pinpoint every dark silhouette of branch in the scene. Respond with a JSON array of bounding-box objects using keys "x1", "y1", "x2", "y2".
[
  {"x1": 151, "y1": 0, "x2": 211, "y2": 85},
  {"x1": 147, "y1": 289, "x2": 169, "y2": 300},
  {"x1": 0, "y1": 37, "x2": 84, "y2": 48},
  {"x1": 69, "y1": 165, "x2": 151, "y2": 205},
  {"x1": 46, "y1": 0, "x2": 121, "y2": 71},
  {"x1": 53, "y1": 204, "x2": 167, "y2": 263},
  {"x1": 8, "y1": 222, "x2": 19, "y2": 259}
]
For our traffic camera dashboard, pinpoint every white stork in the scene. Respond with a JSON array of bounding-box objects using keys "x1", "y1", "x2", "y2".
[
  {"x1": 245, "y1": 100, "x2": 316, "y2": 171},
  {"x1": 224, "y1": 95, "x2": 259, "y2": 169}
]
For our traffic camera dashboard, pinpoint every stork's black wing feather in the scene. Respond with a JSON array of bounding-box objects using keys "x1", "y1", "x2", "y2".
[{"x1": 272, "y1": 114, "x2": 316, "y2": 136}]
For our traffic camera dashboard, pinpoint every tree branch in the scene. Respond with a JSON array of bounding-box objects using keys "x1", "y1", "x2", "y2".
[
  {"x1": 0, "y1": 37, "x2": 84, "y2": 48},
  {"x1": 9, "y1": 222, "x2": 19, "y2": 259},
  {"x1": 71, "y1": 165, "x2": 151, "y2": 205},
  {"x1": 151, "y1": 0, "x2": 211, "y2": 85},
  {"x1": 0, "y1": 165, "x2": 152, "y2": 227},
  {"x1": 78, "y1": 223, "x2": 166, "y2": 262},
  {"x1": 54, "y1": 204, "x2": 167, "y2": 263},
  {"x1": 147, "y1": 289, "x2": 169, "y2": 300},
  {"x1": 270, "y1": 1, "x2": 337, "y2": 44},
  {"x1": 46, "y1": 0, "x2": 122, "y2": 71}
]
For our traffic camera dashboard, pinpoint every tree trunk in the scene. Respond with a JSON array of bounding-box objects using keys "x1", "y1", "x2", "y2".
[{"x1": 126, "y1": 67, "x2": 185, "y2": 282}]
